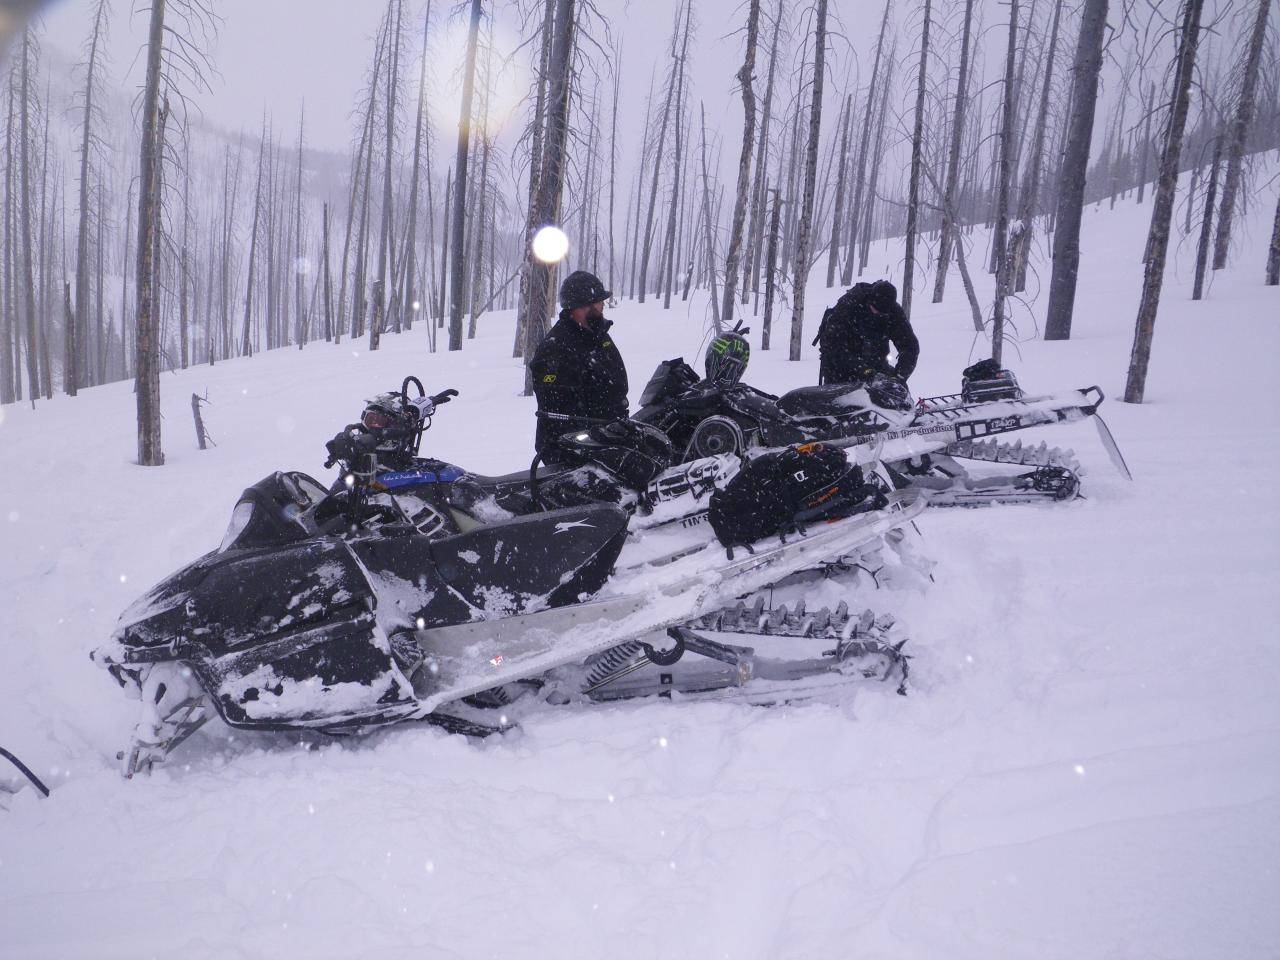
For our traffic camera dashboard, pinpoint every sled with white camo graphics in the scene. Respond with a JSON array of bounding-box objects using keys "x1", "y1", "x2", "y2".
[
  {"x1": 635, "y1": 352, "x2": 1132, "y2": 508},
  {"x1": 93, "y1": 452, "x2": 924, "y2": 777}
]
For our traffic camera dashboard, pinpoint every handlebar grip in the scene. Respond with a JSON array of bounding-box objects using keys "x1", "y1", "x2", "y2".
[{"x1": 431, "y1": 388, "x2": 459, "y2": 405}]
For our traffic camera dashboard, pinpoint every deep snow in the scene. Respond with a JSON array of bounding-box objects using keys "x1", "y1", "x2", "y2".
[{"x1": 2, "y1": 164, "x2": 1279, "y2": 959}]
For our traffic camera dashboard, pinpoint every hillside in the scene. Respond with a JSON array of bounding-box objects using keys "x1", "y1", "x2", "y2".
[{"x1": 1, "y1": 161, "x2": 1278, "y2": 959}]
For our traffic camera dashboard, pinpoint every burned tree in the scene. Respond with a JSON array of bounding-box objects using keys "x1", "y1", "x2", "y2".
[
  {"x1": 71, "y1": 0, "x2": 110, "y2": 395},
  {"x1": 521, "y1": 0, "x2": 577, "y2": 385},
  {"x1": 721, "y1": 0, "x2": 761, "y2": 326},
  {"x1": 901, "y1": 0, "x2": 932, "y2": 320},
  {"x1": 448, "y1": 0, "x2": 483, "y2": 351},
  {"x1": 1044, "y1": 0, "x2": 1108, "y2": 340},
  {"x1": 933, "y1": 0, "x2": 975, "y2": 303},
  {"x1": 1211, "y1": 0, "x2": 1273, "y2": 270},
  {"x1": 788, "y1": 0, "x2": 827, "y2": 361},
  {"x1": 990, "y1": 0, "x2": 1020, "y2": 366},
  {"x1": 1124, "y1": 0, "x2": 1205, "y2": 404},
  {"x1": 134, "y1": 2, "x2": 166, "y2": 464}
]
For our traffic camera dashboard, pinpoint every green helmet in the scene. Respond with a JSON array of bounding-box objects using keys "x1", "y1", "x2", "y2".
[{"x1": 705, "y1": 331, "x2": 750, "y2": 385}]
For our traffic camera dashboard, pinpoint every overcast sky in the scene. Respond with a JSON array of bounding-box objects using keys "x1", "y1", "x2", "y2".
[
  {"x1": 21, "y1": 0, "x2": 1240, "y2": 193},
  {"x1": 32, "y1": 0, "x2": 864, "y2": 155}
]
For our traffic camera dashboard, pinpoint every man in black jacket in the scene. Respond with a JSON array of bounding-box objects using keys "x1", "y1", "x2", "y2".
[
  {"x1": 814, "y1": 279, "x2": 920, "y2": 385},
  {"x1": 530, "y1": 270, "x2": 629, "y2": 456}
]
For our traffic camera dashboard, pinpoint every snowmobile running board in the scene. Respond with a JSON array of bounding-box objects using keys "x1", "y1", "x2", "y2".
[{"x1": 410, "y1": 497, "x2": 926, "y2": 714}]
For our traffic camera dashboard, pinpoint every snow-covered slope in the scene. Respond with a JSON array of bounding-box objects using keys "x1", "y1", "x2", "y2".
[{"x1": 2, "y1": 164, "x2": 1279, "y2": 959}]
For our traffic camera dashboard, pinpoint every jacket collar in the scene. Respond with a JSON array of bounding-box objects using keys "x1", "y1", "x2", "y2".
[{"x1": 556, "y1": 309, "x2": 613, "y2": 338}]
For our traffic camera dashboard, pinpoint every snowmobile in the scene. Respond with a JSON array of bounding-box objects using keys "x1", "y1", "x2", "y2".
[
  {"x1": 92, "y1": 379, "x2": 927, "y2": 778},
  {"x1": 633, "y1": 334, "x2": 1131, "y2": 508}
]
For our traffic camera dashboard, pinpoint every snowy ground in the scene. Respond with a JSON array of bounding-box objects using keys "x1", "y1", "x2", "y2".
[{"x1": 3, "y1": 164, "x2": 1279, "y2": 959}]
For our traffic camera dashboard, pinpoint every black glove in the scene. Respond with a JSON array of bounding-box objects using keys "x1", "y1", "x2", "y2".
[{"x1": 324, "y1": 427, "x2": 378, "y2": 468}]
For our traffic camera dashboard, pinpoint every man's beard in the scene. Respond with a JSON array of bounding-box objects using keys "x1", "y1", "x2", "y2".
[{"x1": 586, "y1": 306, "x2": 606, "y2": 330}]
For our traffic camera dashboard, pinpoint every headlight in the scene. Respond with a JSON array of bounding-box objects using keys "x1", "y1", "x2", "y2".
[{"x1": 219, "y1": 500, "x2": 256, "y2": 552}]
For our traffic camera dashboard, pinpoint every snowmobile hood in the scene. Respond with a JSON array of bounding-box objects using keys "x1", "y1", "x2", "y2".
[{"x1": 98, "y1": 537, "x2": 375, "y2": 665}]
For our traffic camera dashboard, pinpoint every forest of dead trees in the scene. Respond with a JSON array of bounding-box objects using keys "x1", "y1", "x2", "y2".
[{"x1": 0, "y1": 0, "x2": 1277, "y2": 462}]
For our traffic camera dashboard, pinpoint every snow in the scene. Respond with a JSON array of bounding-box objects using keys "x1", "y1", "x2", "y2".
[{"x1": 3, "y1": 163, "x2": 1280, "y2": 957}]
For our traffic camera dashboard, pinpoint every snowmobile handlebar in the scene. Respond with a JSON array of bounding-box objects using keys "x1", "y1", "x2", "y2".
[
  {"x1": 401, "y1": 376, "x2": 458, "y2": 421},
  {"x1": 323, "y1": 427, "x2": 379, "y2": 469}
]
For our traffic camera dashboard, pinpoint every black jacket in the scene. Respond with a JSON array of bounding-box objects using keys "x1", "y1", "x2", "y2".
[
  {"x1": 530, "y1": 311, "x2": 629, "y2": 453},
  {"x1": 814, "y1": 285, "x2": 920, "y2": 384}
]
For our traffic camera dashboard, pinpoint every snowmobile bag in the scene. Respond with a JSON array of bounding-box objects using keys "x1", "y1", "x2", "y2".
[
  {"x1": 638, "y1": 358, "x2": 701, "y2": 408},
  {"x1": 961, "y1": 359, "x2": 1021, "y2": 402},
  {"x1": 708, "y1": 444, "x2": 880, "y2": 546}
]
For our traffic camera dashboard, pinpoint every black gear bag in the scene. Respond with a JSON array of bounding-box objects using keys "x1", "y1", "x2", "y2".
[{"x1": 707, "y1": 444, "x2": 883, "y2": 547}]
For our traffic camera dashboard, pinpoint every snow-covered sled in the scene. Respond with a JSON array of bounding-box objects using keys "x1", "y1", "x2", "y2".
[{"x1": 92, "y1": 453, "x2": 925, "y2": 777}]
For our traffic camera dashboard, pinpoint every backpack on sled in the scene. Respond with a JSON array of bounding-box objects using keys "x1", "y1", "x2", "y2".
[{"x1": 708, "y1": 443, "x2": 884, "y2": 547}]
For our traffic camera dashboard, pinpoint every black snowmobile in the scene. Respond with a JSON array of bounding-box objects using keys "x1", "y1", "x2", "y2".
[
  {"x1": 92, "y1": 378, "x2": 927, "y2": 777},
  {"x1": 633, "y1": 330, "x2": 916, "y2": 461},
  {"x1": 634, "y1": 333, "x2": 1132, "y2": 507}
]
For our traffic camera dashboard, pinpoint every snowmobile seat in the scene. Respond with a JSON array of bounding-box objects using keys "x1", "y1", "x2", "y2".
[
  {"x1": 777, "y1": 384, "x2": 863, "y2": 418},
  {"x1": 467, "y1": 463, "x2": 574, "y2": 492}
]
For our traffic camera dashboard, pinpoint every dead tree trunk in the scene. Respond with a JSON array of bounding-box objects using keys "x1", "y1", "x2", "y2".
[
  {"x1": 120, "y1": 177, "x2": 133, "y2": 378},
  {"x1": 2, "y1": 81, "x2": 15, "y2": 405},
  {"x1": 859, "y1": 49, "x2": 895, "y2": 274},
  {"x1": 990, "y1": 0, "x2": 1020, "y2": 366},
  {"x1": 180, "y1": 131, "x2": 191, "y2": 367},
  {"x1": 932, "y1": 0, "x2": 975, "y2": 302},
  {"x1": 1135, "y1": 83, "x2": 1154, "y2": 204},
  {"x1": 842, "y1": 0, "x2": 890, "y2": 286},
  {"x1": 241, "y1": 129, "x2": 266, "y2": 356},
  {"x1": 469, "y1": 28, "x2": 495, "y2": 337},
  {"x1": 448, "y1": 0, "x2": 483, "y2": 351},
  {"x1": 660, "y1": 6, "x2": 692, "y2": 311},
  {"x1": 1267, "y1": 190, "x2": 1280, "y2": 285},
  {"x1": 439, "y1": 165, "x2": 451, "y2": 327},
  {"x1": 824, "y1": 94, "x2": 852, "y2": 289},
  {"x1": 1211, "y1": 0, "x2": 1272, "y2": 270},
  {"x1": 371, "y1": 0, "x2": 402, "y2": 351},
  {"x1": 637, "y1": 18, "x2": 680, "y2": 303},
  {"x1": 608, "y1": 38, "x2": 621, "y2": 294},
  {"x1": 134, "y1": 1, "x2": 166, "y2": 464},
  {"x1": 762, "y1": 186, "x2": 781, "y2": 348},
  {"x1": 71, "y1": 0, "x2": 109, "y2": 395},
  {"x1": 1192, "y1": 137, "x2": 1222, "y2": 300},
  {"x1": 1124, "y1": 0, "x2": 1204, "y2": 404},
  {"x1": 901, "y1": 0, "x2": 932, "y2": 320},
  {"x1": 788, "y1": 0, "x2": 827, "y2": 361},
  {"x1": 513, "y1": 0, "x2": 554, "y2": 356},
  {"x1": 697, "y1": 102, "x2": 722, "y2": 330},
  {"x1": 19, "y1": 31, "x2": 40, "y2": 402},
  {"x1": 403, "y1": 1, "x2": 433, "y2": 338},
  {"x1": 1043, "y1": 0, "x2": 1107, "y2": 340},
  {"x1": 1011, "y1": 0, "x2": 1063, "y2": 292},
  {"x1": 322, "y1": 202, "x2": 334, "y2": 339},
  {"x1": 521, "y1": 0, "x2": 576, "y2": 390},
  {"x1": 337, "y1": 43, "x2": 381, "y2": 343},
  {"x1": 721, "y1": 0, "x2": 761, "y2": 324},
  {"x1": 745, "y1": 0, "x2": 783, "y2": 308}
]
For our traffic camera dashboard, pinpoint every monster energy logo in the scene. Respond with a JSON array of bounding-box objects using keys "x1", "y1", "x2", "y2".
[{"x1": 712, "y1": 338, "x2": 748, "y2": 356}]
